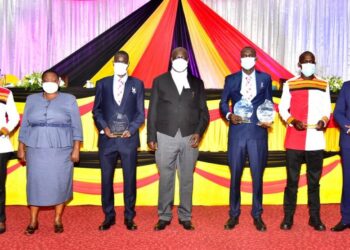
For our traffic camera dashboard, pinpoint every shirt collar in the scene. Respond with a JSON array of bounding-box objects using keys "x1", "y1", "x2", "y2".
[
  {"x1": 242, "y1": 70, "x2": 256, "y2": 79},
  {"x1": 114, "y1": 74, "x2": 128, "y2": 84}
]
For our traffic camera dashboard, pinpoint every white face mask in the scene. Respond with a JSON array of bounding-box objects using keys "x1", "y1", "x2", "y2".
[
  {"x1": 42, "y1": 81, "x2": 59, "y2": 94},
  {"x1": 241, "y1": 57, "x2": 256, "y2": 70},
  {"x1": 301, "y1": 63, "x2": 316, "y2": 77},
  {"x1": 172, "y1": 58, "x2": 188, "y2": 73},
  {"x1": 114, "y1": 62, "x2": 128, "y2": 76}
]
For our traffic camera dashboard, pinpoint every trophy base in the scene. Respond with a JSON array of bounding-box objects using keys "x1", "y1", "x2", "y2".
[
  {"x1": 111, "y1": 132, "x2": 124, "y2": 137},
  {"x1": 305, "y1": 124, "x2": 318, "y2": 129},
  {"x1": 240, "y1": 119, "x2": 251, "y2": 124}
]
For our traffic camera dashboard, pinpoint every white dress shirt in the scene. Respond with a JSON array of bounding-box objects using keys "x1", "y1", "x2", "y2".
[
  {"x1": 113, "y1": 74, "x2": 128, "y2": 104},
  {"x1": 240, "y1": 70, "x2": 257, "y2": 101},
  {"x1": 170, "y1": 69, "x2": 190, "y2": 94}
]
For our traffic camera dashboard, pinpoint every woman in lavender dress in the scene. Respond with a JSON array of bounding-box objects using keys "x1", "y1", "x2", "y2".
[{"x1": 18, "y1": 70, "x2": 83, "y2": 235}]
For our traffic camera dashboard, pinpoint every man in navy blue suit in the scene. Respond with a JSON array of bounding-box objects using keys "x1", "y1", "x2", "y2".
[
  {"x1": 332, "y1": 81, "x2": 350, "y2": 232},
  {"x1": 93, "y1": 51, "x2": 145, "y2": 231},
  {"x1": 220, "y1": 46, "x2": 272, "y2": 231}
]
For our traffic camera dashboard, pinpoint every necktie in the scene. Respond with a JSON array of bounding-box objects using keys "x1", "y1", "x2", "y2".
[
  {"x1": 245, "y1": 76, "x2": 253, "y2": 101},
  {"x1": 116, "y1": 79, "x2": 124, "y2": 105}
]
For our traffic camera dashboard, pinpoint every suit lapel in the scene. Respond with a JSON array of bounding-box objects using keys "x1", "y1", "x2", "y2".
[{"x1": 236, "y1": 71, "x2": 243, "y2": 99}]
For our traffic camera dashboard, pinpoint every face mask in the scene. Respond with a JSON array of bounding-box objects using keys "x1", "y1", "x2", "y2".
[
  {"x1": 172, "y1": 58, "x2": 188, "y2": 73},
  {"x1": 42, "y1": 81, "x2": 59, "y2": 94},
  {"x1": 114, "y1": 62, "x2": 128, "y2": 76},
  {"x1": 301, "y1": 63, "x2": 316, "y2": 77},
  {"x1": 241, "y1": 57, "x2": 256, "y2": 70}
]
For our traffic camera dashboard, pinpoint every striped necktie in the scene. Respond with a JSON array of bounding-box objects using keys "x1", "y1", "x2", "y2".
[{"x1": 116, "y1": 79, "x2": 124, "y2": 105}]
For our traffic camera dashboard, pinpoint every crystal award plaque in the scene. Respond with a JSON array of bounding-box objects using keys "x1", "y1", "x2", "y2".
[
  {"x1": 108, "y1": 113, "x2": 129, "y2": 136},
  {"x1": 257, "y1": 99, "x2": 275, "y2": 124},
  {"x1": 233, "y1": 98, "x2": 254, "y2": 123}
]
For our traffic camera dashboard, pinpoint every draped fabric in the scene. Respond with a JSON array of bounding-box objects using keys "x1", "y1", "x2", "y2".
[
  {"x1": 0, "y1": 0, "x2": 149, "y2": 79},
  {"x1": 202, "y1": 0, "x2": 350, "y2": 81},
  {"x1": 50, "y1": 0, "x2": 162, "y2": 86},
  {"x1": 168, "y1": 0, "x2": 201, "y2": 77}
]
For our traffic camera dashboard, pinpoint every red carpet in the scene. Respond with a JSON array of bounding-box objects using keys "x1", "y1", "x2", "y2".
[{"x1": 1, "y1": 205, "x2": 348, "y2": 249}]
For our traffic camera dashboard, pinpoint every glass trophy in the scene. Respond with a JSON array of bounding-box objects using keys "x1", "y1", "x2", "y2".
[
  {"x1": 108, "y1": 113, "x2": 129, "y2": 136},
  {"x1": 257, "y1": 99, "x2": 275, "y2": 124},
  {"x1": 233, "y1": 98, "x2": 254, "y2": 123}
]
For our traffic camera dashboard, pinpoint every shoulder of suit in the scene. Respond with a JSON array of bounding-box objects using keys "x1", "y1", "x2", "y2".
[
  {"x1": 96, "y1": 76, "x2": 113, "y2": 85},
  {"x1": 255, "y1": 70, "x2": 272, "y2": 79},
  {"x1": 127, "y1": 76, "x2": 143, "y2": 85},
  {"x1": 225, "y1": 71, "x2": 241, "y2": 80},
  {"x1": 154, "y1": 72, "x2": 171, "y2": 81}
]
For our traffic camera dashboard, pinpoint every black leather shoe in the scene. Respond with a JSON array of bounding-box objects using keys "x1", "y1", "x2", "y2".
[
  {"x1": 98, "y1": 219, "x2": 116, "y2": 231},
  {"x1": 331, "y1": 221, "x2": 350, "y2": 232},
  {"x1": 178, "y1": 220, "x2": 195, "y2": 230},
  {"x1": 308, "y1": 217, "x2": 326, "y2": 231},
  {"x1": 224, "y1": 217, "x2": 239, "y2": 230},
  {"x1": 25, "y1": 223, "x2": 39, "y2": 235},
  {"x1": 280, "y1": 216, "x2": 293, "y2": 230},
  {"x1": 124, "y1": 219, "x2": 137, "y2": 231},
  {"x1": 54, "y1": 223, "x2": 64, "y2": 233},
  {"x1": 254, "y1": 217, "x2": 267, "y2": 232},
  {"x1": 154, "y1": 220, "x2": 171, "y2": 231},
  {"x1": 0, "y1": 222, "x2": 6, "y2": 234}
]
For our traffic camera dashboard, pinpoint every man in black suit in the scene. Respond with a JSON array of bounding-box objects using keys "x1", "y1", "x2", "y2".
[
  {"x1": 93, "y1": 51, "x2": 145, "y2": 231},
  {"x1": 147, "y1": 47, "x2": 209, "y2": 231}
]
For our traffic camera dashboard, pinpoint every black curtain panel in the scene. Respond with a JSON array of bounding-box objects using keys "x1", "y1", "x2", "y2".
[{"x1": 50, "y1": 0, "x2": 162, "y2": 87}]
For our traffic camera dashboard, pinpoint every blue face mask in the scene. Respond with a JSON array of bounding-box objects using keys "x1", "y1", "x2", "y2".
[{"x1": 301, "y1": 63, "x2": 316, "y2": 77}]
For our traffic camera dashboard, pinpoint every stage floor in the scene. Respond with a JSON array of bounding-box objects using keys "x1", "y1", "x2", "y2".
[{"x1": 1, "y1": 205, "x2": 348, "y2": 249}]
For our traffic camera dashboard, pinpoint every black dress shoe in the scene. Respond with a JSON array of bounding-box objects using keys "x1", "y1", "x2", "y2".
[
  {"x1": 224, "y1": 217, "x2": 239, "y2": 230},
  {"x1": 154, "y1": 220, "x2": 171, "y2": 231},
  {"x1": 98, "y1": 219, "x2": 116, "y2": 231},
  {"x1": 178, "y1": 220, "x2": 195, "y2": 230},
  {"x1": 280, "y1": 216, "x2": 293, "y2": 230},
  {"x1": 254, "y1": 217, "x2": 267, "y2": 232},
  {"x1": 54, "y1": 223, "x2": 64, "y2": 233},
  {"x1": 308, "y1": 217, "x2": 326, "y2": 231},
  {"x1": 124, "y1": 219, "x2": 137, "y2": 231},
  {"x1": 331, "y1": 221, "x2": 350, "y2": 232},
  {"x1": 0, "y1": 222, "x2": 6, "y2": 234},
  {"x1": 25, "y1": 223, "x2": 39, "y2": 235}
]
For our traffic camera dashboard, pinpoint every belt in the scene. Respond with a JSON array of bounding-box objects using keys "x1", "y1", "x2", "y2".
[{"x1": 30, "y1": 123, "x2": 71, "y2": 128}]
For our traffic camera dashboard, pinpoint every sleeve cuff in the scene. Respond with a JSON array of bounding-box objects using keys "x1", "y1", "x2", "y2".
[
  {"x1": 226, "y1": 112, "x2": 232, "y2": 120},
  {"x1": 286, "y1": 116, "x2": 295, "y2": 125},
  {"x1": 321, "y1": 116, "x2": 329, "y2": 125}
]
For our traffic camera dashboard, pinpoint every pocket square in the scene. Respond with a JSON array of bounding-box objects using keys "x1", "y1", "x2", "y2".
[
  {"x1": 260, "y1": 82, "x2": 264, "y2": 88},
  {"x1": 132, "y1": 87, "x2": 136, "y2": 94}
]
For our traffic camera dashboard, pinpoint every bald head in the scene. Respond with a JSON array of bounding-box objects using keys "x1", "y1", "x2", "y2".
[
  {"x1": 240, "y1": 46, "x2": 256, "y2": 58},
  {"x1": 171, "y1": 47, "x2": 188, "y2": 61}
]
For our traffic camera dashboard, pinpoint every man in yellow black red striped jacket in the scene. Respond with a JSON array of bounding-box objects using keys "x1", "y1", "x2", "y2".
[
  {"x1": 278, "y1": 51, "x2": 331, "y2": 231},
  {"x1": 0, "y1": 85, "x2": 19, "y2": 234}
]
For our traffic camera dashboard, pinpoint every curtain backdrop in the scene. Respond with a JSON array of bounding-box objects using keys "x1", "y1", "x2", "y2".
[
  {"x1": 1, "y1": 0, "x2": 350, "y2": 81},
  {"x1": 202, "y1": 0, "x2": 350, "y2": 81},
  {"x1": 0, "y1": 0, "x2": 149, "y2": 78}
]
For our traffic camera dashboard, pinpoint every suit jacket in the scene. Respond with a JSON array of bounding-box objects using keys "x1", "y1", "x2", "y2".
[
  {"x1": 92, "y1": 76, "x2": 145, "y2": 148},
  {"x1": 147, "y1": 72, "x2": 209, "y2": 143},
  {"x1": 334, "y1": 81, "x2": 350, "y2": 149},
  {"x1": 219, "y1": 70, "x2": 273, "y2": 140}
]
